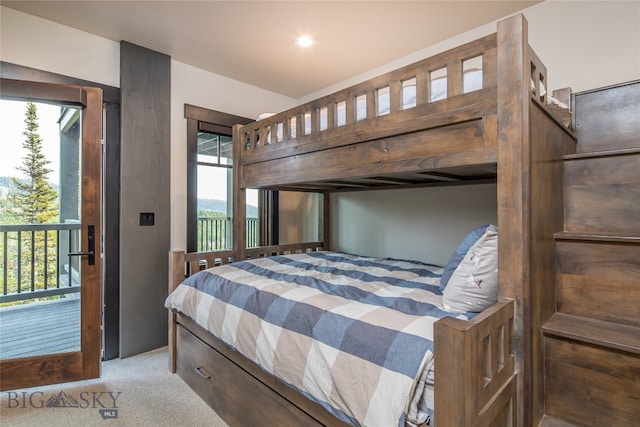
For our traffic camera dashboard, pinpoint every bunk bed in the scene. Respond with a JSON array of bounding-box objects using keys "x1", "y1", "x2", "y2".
[{"x1": 166, "y1": 14, "x2": 576, "y2": 427}]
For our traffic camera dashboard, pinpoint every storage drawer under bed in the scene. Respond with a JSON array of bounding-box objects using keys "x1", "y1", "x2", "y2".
[{"x1": 176, "y1": 323, "x2": 324, "y2": 426}]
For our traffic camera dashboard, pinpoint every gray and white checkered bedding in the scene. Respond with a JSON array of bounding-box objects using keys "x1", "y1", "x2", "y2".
[{"x1": 165, "y1": 251, "x2": 472, "y2": 426}]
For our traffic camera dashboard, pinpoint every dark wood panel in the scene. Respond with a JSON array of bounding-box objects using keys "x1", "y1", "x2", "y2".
[
  {"x1": 556, "y1": 240, "x2": 640, "y2": 282},
  {"x1": 103, "y1": 101, "x2": 121, "y2": 360},
  {"x1": 434, "y1": 300, "x2": 516, "y2": 426},
  {"x1": 574, "y1": 80, "x2": 640, "y2": 153},
  {"x1": 184, "y1": 104, "x2": 253, "y2": 126},
  {"x1": 0, "y1": 353, "x2": 83, "y2": 391},
  {"x1": 564, "y1": 153, "x2": 640, "y2": 186},
  {"x1": 543, "y1": 313, "x2": 640, "y2": 355},
  {"x1": 564, "y1": 153, "x2": 640, "y2": 234},
  {"x1": 496, "y1": 15, "x2": 532, "y2": 425},
  {"x1": 176, "y1": 325, "x2": 326, "y2": 427},
  {"x1": 545, "y1": 338, "x2": 640, "y2": 426},
  {"x1": 528, "y1": 103, "x2": 577, "y2": 423},
  {"x1": 0, "y1": 61, "x2": 120, "y2": 103},
  {"x1": 478, "y1": 376, "x2": 516, "y2": 427},
  {"x1": 556, "y1": 240, "x2": 640, "y2": 327},
  {"x1": 242, "y1": 118, "x2": 497, "y2": 189},
  {"x1": 1, "y1": 78, "x2": 86, "y2": 106},
  {"x1": 243, "y1": 90, "x2": 498, "y2": 165},
  {"x1": 557, "y1": 274, "x2": 640, "y2": 327},
  {"x1": 565, "y1": 183, "x2": 640, "y2": 233},
  {"x1": 80, "y1": 86, "x2": 103, "y2": 381}
]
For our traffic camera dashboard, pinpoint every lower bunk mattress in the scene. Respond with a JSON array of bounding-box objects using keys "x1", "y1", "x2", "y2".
[{"x1": 165, "y1": 251, "x2": 473, "y2": 427}]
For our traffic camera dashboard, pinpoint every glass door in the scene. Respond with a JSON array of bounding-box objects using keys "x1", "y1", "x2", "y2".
[{"x1": 0, "y1": 80, "x2": 102, "y2": 390}]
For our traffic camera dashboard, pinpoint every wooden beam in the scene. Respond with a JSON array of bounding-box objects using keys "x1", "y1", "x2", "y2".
[{"x1": 497, "y1": 13, "x2": 530, "y2": 426}]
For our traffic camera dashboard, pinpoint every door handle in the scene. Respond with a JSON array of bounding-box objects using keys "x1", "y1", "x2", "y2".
[{"x1": 68, "y1": 225, "x2": 95, "y2": 265}]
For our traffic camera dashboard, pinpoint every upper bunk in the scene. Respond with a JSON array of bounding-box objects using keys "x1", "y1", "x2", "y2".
[{"x1": 232, "y1": 13, "x2": 573, "y2": 193}]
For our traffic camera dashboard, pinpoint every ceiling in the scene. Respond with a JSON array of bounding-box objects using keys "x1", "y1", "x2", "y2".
[{"x1": 2, "y1": 1, "x2": 540, "y2": 99}]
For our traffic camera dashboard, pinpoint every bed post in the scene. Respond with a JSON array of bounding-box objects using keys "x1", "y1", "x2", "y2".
[
  {"x1": 233, "y1": 124, "x2": 247, "y2": 260},
  {"x1": 435, "y1": 300, "x2": 517, "y2": 426},
  {"x1": 323, "y1": 191, "x2": 331, "y2": 250},
  {"x1": 168, "y1": 250, "x2": 185, "y2": 373},
  {"x1": 497, "y1": 13, "x2": 531, "y2": 426}
]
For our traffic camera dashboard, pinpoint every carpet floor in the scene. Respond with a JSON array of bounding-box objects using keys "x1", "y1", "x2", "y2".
[{"x1": 0, "y1": 346, "x2": 229, "y2": 426}]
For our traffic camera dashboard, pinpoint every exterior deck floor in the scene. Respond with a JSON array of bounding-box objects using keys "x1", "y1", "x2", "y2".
[{"x1": 0, "y1": 297, "x2": 80, "y2": 360}]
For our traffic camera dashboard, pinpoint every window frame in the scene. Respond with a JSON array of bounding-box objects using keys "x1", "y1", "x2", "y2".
[{"x1": 185, "y1": 105, "x2": 254, "y2": 252}]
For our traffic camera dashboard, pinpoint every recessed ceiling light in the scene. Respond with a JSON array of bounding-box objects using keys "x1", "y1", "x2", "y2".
[{"x1": 296, "y1": 36, "x2": 313, "y2": 47}]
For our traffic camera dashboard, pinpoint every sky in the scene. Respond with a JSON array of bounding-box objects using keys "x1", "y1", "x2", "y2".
[
  {"x1": 198, "y1": 165, "x2": 258, "y2": 206},
  {"x1": 1, "y1": 99, "x2": 62, "y2": 185}
]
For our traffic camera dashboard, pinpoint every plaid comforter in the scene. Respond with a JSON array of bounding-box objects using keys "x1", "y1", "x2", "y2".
[{"x1": 165, "y1": 251, "x2": 471, "y2": 427}]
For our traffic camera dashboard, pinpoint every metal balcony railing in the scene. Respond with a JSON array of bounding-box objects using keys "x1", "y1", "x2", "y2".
[
  {"x1": 197, "y1": 217, "x2": 258, "y2": 252},
  {"x1": 0, "y1": 222, "x2": 82, "y2": 304},
  {"x1": 1, "y1": 218, "x2": 259, "y2": 303}
]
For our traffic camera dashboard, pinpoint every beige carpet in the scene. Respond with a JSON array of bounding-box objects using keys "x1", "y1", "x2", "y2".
[{"x1": 0, "y1": 347, "x2": 229, "y2": 426}]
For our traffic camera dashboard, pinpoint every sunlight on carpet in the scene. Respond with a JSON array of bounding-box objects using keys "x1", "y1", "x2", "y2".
[{"x1": 0, "y1": 346, "x2": 229, "y2": 427}]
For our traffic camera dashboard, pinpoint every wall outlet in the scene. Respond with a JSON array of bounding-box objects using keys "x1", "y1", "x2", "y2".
[{"x1": 139, "y1": 212, "x2": 155, "y2": 226}]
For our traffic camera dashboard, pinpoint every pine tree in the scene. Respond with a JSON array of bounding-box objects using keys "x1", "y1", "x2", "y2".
[
  {"x1": 5, "y1": 102, "x2": 60, "y2": 298},
  {"x1": 11, "y1": 102, "x2": 59, "y2": 224}
]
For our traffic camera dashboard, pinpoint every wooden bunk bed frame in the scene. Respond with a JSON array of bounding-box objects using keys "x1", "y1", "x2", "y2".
[{"x1": 168, "y1": 14, "x2": 576, "y2": 427}]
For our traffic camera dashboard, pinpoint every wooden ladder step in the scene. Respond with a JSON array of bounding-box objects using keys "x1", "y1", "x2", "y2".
[
  {"x1": 561, "y1": 150, "x2": 640, "y2": 235},
  {"x1": 543, "y1": 313, "x2": 640, "y2": 355},
  {"x1": 555, "y1": 231, "x2": 640, "y2": 244},
  {"x1": 564, "y1": 147, "x2": 640, "y2": 161}
]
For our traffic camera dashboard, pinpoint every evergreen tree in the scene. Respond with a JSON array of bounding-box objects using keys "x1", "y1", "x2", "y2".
[
  {"x1": 11, "y1": 102, "x2": 59, "y2": 224},
  {"x1": 4, "y1": 102, "x2": 60, "y2": 299}
]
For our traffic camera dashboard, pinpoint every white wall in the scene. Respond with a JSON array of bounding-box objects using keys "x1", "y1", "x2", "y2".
[
  {"x1": 332, "y1": 184, "x2": 497, "y2": 266},
  {"x1": 524, "y1": 0, "x2": 639, "y2": 94},
  {"x1": 279, "y1": 192, "x2": 321, "y2": 245},
  {"x1": 0, "y1": 7, "x2": 120, "y2": 88},
  {"x1": 306, "y1": 0, "x2": 639, "y2": 263}
]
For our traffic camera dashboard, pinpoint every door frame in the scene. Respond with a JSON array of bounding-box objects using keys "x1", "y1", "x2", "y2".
[
  {"x1": 1, "y1": 62, "x2": 122, "y2": 361},
  {"x1": 0, "y1": 79, "x2": 102, "y2": 390}
]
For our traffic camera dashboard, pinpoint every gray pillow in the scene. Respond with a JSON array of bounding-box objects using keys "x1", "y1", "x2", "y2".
[
  {"x1": 439, "y1": 224, "x2": 491, "y2": 293},
  {"x1": 442, "y1": 225, "x2": 498, "y2": 313}
]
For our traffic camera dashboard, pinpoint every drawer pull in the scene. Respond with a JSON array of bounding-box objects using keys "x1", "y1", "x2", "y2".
[{"x1": 194, "y1": 367, "x2": 211, "y2": 380}]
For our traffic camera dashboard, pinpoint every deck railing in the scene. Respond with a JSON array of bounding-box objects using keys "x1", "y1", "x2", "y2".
[
  {"x1": 197, "y1": 217, "x2": 258, "y2": 252},
  {"x1": 1, "y1": 218, "x2": 259, "y2": 303},
  {"x1": 0, "y1": 222, "x2": 82, "y2": 304}
]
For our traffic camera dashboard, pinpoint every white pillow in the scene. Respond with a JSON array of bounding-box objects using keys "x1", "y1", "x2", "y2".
[{"x1": 442, "y1": 225, "x2": 498, "y2": 313}]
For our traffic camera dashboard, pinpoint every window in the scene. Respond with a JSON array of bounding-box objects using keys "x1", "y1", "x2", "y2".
[
  {"x1": 196, "y1": 130, "x2": 235, "y2": 251},
  {"x1": 185, "y1": 105, "x2": 276, "y2": 252}
]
